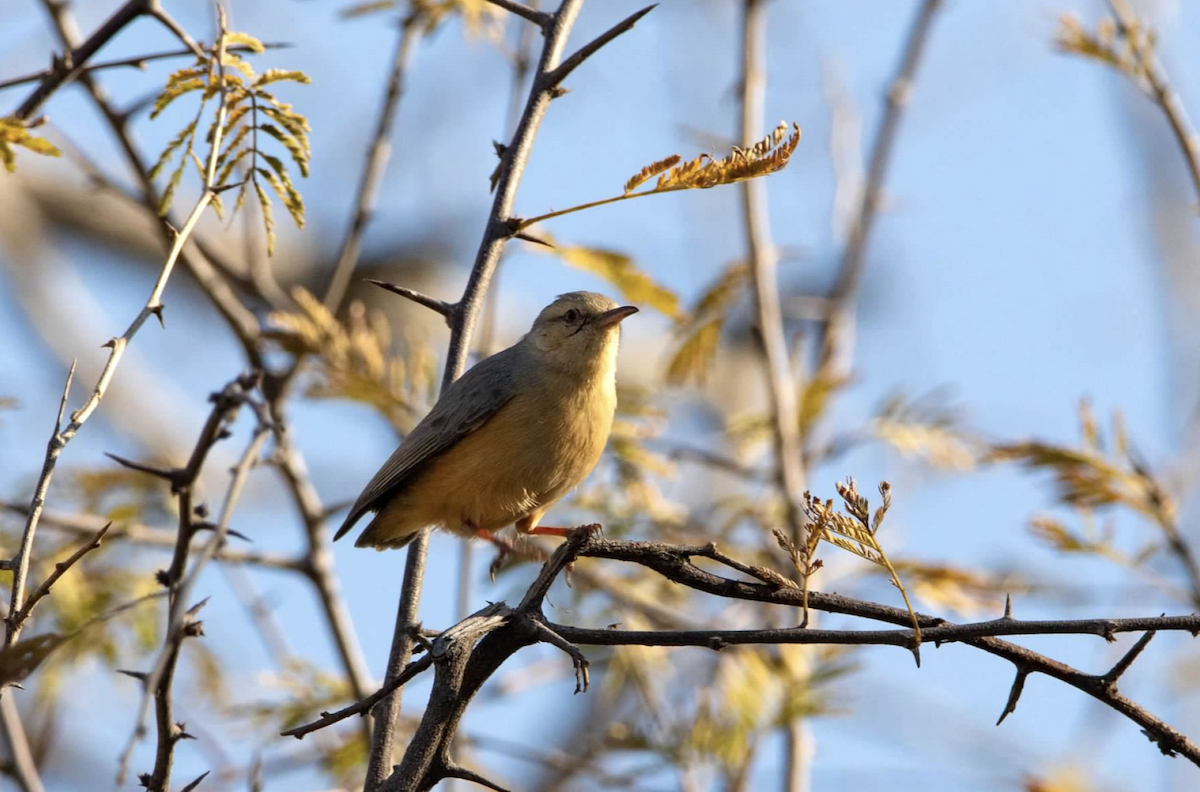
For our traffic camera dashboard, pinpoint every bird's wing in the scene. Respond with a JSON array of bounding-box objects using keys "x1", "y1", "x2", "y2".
[{"x1": 334, "y1": 347, "x2": 521, "y2": 540}]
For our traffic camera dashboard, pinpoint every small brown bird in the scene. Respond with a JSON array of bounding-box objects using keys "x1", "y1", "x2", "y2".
[{"x1": 335, "y1": 291, "x2": 638, "y2": 550}]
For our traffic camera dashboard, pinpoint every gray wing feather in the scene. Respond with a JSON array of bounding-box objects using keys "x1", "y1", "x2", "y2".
[{"x1": 334, "y1": 346, "x2": 522, "y2": 541}]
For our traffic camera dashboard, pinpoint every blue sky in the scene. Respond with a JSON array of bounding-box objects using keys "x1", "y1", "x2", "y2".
[{"x1": 3, "y1": 1, "x2": 1200, "y2": 789}]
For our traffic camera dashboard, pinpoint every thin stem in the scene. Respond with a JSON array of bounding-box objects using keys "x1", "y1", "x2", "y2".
[
  {"x1": 322, "y1": 15, "x2": 421, "y2": 311},
  {"x1": 818, "y1": 0, "x2": 942, "y2": 379},
  {"x1": 12, "y1": 0, "x2": 147, "y2": 121},
  {"x1": 0, "y1": 43, "x2": 288, "y2": 92}
]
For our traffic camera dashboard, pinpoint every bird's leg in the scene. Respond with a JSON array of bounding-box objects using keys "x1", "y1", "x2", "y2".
[
  {"x1": 517, "y1": 521, "x2": 604, "y2": 539},
  {"x1": 523, "y1": 525, "x2": 573, "y2": 537}
]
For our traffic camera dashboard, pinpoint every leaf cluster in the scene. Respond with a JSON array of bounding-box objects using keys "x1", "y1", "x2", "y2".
[
  {"x1": 0, "y1": 116, "x2": 60, "y2": 173},
  {"x1": 802, "y1": 479, "x2": 921, "y2": 645},
  {"x1": 267, "y1": 288, "x2": 435, "y2": 433},
  {"x1": 149, "y1": 30, "x2": 311, "y2": 255}
]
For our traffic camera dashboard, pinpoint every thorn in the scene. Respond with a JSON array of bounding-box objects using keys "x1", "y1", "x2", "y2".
[
  {"x1": 102, "y1": 337, "x2": 117, "y2": 350},
  {"x1": 549, "y1": 85, "x2": 570, "y2": 99},
  {"x1": 104, "y1": 452, "x2": 178, "y2": 482},
  {"x1": 149, "y1": 304, "x2": 165, "y2": 329},
  {"x1": 1003, "y1": 593, "x2": 1013, "y2": 619},
  {"x1": 996, "y1": 666, "x2": 1029, "y2": 725},
  {"x1": 179, "y1": 770, "x2": 210, "y2": 792},
  {"x1": 185, "y1": 597, "x2": 211, "y2": 619},
  {"x1": 513, "y1": 231, "x2": 553, "y2": 248},
  {"x1": 492, "y1": 139, "x2": 506, "y2": 158},
  {"x1": 117, "y1": 668, "x2": 148, "y2": 683},
  {"x1": 439, "y1": 762, "x2": 511, "y2": 792}
]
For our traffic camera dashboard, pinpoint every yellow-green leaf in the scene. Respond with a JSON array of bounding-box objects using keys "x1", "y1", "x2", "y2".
[
  {"x1": 224, "y1": 31, "x2": 266, "y2": 54},
  {"x1": 533, "y1": 239, "x2": 679, "y2": 318}
]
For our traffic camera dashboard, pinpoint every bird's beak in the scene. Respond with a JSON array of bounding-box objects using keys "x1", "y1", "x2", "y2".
[{"x1": 593, "y1": 305, "x2": 639, "y2": 328}]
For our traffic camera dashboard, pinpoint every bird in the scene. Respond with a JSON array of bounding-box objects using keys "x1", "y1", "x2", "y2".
[{"x1": 334, "y1": 291, "x2": 638, "y2": 550}]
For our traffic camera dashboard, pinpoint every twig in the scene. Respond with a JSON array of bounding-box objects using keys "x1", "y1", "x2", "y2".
[
  {"x1": 13, "y1": 522, "x2": 110, "y2": 626},
  {"x1": 818, "y1": 0, "x2": 943, "y2": 380},
  {"x1": 0, "y1": 503, "x2": 308, "y2": 572},
  {"x1": 0, "y1": 43, "x2": 290, "y2": 92},
  {"x1": 114, "y1": 373, "x2": 254, "y2": 790},
  {"x1": 3, "y1": 360, "x2": 75, "y2": 653},
  {"x1": 323, "y1": 15, "x2": 422, "y2": 311},
  {"x1": 364, "y1": 3, "x2": 654, "y2": 787},
  {"x1": 280, "y1": 653, "x2": 435, "y2": 740},
  {"x1": 12, "y1": 0, "x2": 148, "y2": 121}
]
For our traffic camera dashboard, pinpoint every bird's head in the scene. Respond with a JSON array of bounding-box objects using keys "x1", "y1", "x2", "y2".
[{"x1": 525, "y1": 291, "x2": 638, "y2": 374}]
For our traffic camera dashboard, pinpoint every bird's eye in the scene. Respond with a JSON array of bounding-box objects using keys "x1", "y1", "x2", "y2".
[{"x1": 563, "y1": 308, "x2": 580, "y2": 324}]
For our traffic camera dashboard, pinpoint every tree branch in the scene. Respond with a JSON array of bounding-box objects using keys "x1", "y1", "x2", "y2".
[
  {"x1": 579, "y1": 537, "x2": 1200, "y2": 764},
  {"x1": 13, "y1": 522, "x2": 110, "y2": 626},
  {"x1": 11, "y1": 0, "x2": 148, "y2": 121},
  {"x1": 0, "y1": 43, "x2": 289, "y2": 92}
]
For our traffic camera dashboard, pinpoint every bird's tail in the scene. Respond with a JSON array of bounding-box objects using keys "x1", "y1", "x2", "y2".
[{"x1": 353, "y1": 510, "x2": 419, "y2": 551}]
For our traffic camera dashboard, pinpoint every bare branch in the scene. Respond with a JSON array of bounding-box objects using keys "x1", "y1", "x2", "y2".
[
  {"x1": 12, "y1": 0, "x2": 148, "y2": 121},
  {"x1": 579, "y1": 537, "x2": 1200, "y2": 764},
  {"x1": 0, "y1": 502, "x2": 308, "y2": 572},
  {"x1": 14, "y1": 522, "x2": 110, "y2": 625},
  {"x1": 0, "y1": 43, "x2": 290, "y2": 92},
  {"x1": 280, "y1": 652, "x2": 435, "y2": 740},
  {"x1": 544, "y1": 4, "x2": 656, "y2": 89},
  {"x1": 3, "y1": 360, "x2": 75, "y2": 651}
]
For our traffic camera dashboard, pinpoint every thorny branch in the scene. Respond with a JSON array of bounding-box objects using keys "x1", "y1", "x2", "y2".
[
  {"x1": 11, "y1": 0, "x2": 202, "y2": 122},
  {"x1": 285, "y1": 528, "x2": 1200, "y2": 791},
  {"x1": 363, "y1": 3, "x2": 655, "y2": 788},
  {"x1": 114, "y1": 370, "x2": 262, "y2": 792}
]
